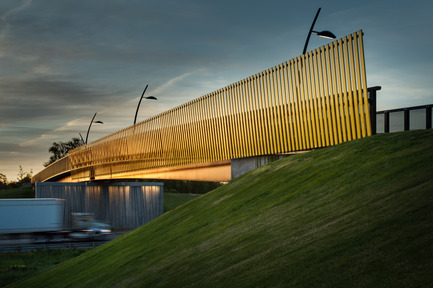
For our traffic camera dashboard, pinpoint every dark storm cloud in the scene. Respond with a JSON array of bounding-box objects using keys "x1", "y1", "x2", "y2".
[{"x1": 0, "y1": 77, "x2": 122, "y2": 121}]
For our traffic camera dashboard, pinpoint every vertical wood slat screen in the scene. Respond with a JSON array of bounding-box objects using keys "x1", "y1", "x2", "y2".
[{"x1": 33, "y1": 30, "x2": 370, "y2": 182}]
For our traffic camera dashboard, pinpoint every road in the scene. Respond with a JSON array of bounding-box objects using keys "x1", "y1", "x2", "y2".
[{"x1": 0, "y1": 233, "x2": 123, "y2": 253}]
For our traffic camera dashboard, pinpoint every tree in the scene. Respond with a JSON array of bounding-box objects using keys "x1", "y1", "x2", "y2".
[
  {"x1": 17, "y1": 165, "x2": 33, "y2": 185},
  {"x1": 0, "y1": 173, "x2": 7, "y2": 190},
  {"x1": 44, "y1": 137, "x2": 83, "y2": 167}
]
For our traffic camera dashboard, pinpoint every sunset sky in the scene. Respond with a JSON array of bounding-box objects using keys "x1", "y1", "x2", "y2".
[{"x1": 1, "y1": 0, "x2": 432, "y2": 181}]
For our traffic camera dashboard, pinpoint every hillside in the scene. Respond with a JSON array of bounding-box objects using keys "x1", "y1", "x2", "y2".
[{"x1": 10, "y1": 130, "x2": 433, "y2": 287}]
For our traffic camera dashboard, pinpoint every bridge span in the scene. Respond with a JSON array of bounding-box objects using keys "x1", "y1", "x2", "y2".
[{"x1": 32, "y1": 30, "x2": 373, "y2": 184}]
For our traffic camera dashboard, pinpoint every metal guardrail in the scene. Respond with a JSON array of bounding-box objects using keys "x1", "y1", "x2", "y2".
[
  {"x1": 0, "y1": 241, "x2": 106, "y2": 253},
  {"x1": 376, "y1": 104, "x2": 432, "y2": 133}
]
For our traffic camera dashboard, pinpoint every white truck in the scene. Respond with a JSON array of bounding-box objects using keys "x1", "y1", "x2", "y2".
[{"x1": 0, "y1": 198, "x2": 111, "y2": 242}]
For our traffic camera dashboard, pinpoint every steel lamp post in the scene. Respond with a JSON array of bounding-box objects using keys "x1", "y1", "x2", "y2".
[
  {"x1": 85, "y1": 112, "x2": 104, "y2": 144},
  {"x1": 134, "y1": 84, "x2": 157, "y2": 125}
]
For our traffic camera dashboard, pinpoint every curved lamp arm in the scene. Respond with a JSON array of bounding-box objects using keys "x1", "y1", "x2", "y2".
[
  {"x1": 133, "y1": 84, "x2": 157, "y2": 125},
  {"x1": 85, "y1": 113, "x2": 104, "y2": 144}
]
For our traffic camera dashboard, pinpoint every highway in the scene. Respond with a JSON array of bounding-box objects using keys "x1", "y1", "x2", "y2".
[{"x1": 0, "y1": 233, "x2": 123, "y2": 253}]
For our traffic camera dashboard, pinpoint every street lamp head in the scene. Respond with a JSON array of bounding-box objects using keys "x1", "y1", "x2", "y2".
[
  {"x1": 314, "y1": 30, "x2": 336, "y2": 39},
  {"x1": 302, "y1": 8, "x2": 336, "y2": 54},
  {"x1": 93, "y1": 120, "x2": 104, "y2": 124},
  {"x1": 134, "y1": 86, "x2": 158, "y2": 125}
]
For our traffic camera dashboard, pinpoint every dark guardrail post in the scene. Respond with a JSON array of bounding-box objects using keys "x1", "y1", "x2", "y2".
[
  {"x1": 384, "y1": 111, "x2": 390, "y2": 133},
  {"x1": 426, "y1": 105, "x2": 432, "y2": 129},
  {"x1": 404, "y1": 109, "x2": 410, "y2": 131},
  {"x1": 368, "y1": 86, "x2": 381, "y2": 135}
]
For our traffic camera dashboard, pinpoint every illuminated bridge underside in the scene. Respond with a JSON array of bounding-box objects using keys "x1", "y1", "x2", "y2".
[{"x1": 33, "y1": 30, "x2": 371, "y2": 183}]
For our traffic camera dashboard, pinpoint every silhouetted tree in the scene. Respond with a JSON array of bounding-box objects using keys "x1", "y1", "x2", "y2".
[
  {"x1": 44, "y1": 137, "x2": 83, "y2": 167},
  {"x1": 0, "y1": 173, "x2": 7, "y2": 190},
  {"x1": 17, "y1": 165, "x2": 32, "y2": 186}
]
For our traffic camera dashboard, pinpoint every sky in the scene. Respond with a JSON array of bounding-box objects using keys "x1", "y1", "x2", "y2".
[{"x1": 0, "y1": 0, "x2": 432, "y2": 181}]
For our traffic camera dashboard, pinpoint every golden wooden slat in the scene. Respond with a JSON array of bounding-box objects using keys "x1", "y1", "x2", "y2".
[
  {"x1": 257, "y1": 73, "x2": 268, "y2": 154},
  {"x1": 348, "y1": 33, "x2": 362, "y2": 138},
  {"x1": 324, "y1": 44, "x2": 338, "y2": 145},
  {"x1": 354, "y1": 31, "x2": 371, "y2": 137},
  {"x1": 273, "y1": 66, "x2": 284, "y2": 152},
  {"x1": 353, "y1": 33, "x2": 367, "y2": 137},
  {"x1": 269, "y1": 68, "x2": 281, "y2": 153},
  {"x1": 279, "y1": 63, "x2": 290, "y2": 151},
  {"x1": 287, "y1": 60, "x2": 300, "y2": 150},
  {"x1": 208, "y1": 94, "x2": 217, "y2": 161},
  {"x1": 358, "y1": 31, "x2": 372, "y2": 136},
  {"x1": 193, "y1": 99, "x2": 203, "y2": 162},
  {"x1": 252, "y1": 75, "x2": 264, "y2": 155},
  {"x1": 219, "y1": 89, "x2": 230, "y2": 159},
  {"x1": 298, "y1": 57, "x2": 311, "y2": 149},
  {"x1": 180, "y1": 104, "x2": 188, "y2": 165},
  {"x1": 209, "y1": 92, "x2": 218, "y2": 161},
  {"x1": 198, "y1": 96, "x2": 208, "y2": 162},
  {"x1": 310, "y1": 50, "x2": 323, "y2": 148},
  {"x1": 318, "y1": 46, "x2": 330, "y2": 146},
  {"x1": 245, "y1": 78, "x2": 255, "y2": 157},
  {"x1": 236, "y1": 82, "x2": 245, "y2": 158},
  {"x1": 268, "y1": 69, "x2": 278, "y2": 154},
  {"x1": 246, "y1": 78, "x2": 256, "y2": 157},
  {"x1": 336, "y1": 40, "x2": 348, "y2": 143},
  {"x1": 239, "y1": 79, "x2": 250, "y2": 157},
  {"x1": 329, "y1": 42, "x2": 343, "y2": 144},
  {"x1": 303, "y1": 54, "x2": 317, "y2": 148},
  {"x1": 230, "y1": 83, "x2": 240, "y2": 158},
  {"x1": 337, "y1": 38, "x2": 349, "y2": 142},
  {"x1": 284, "y1": 61, "x2": 295, "y2": 151},
  {"x1": 222, "y1": 87, "x2": 233, "y2": 159},
  {"x1": 295, "y1": 57, "x2": 307, "y2": 149}
]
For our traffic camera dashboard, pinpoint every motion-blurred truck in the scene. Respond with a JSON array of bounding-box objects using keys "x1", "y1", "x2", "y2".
[{"x1": 0, "y1": 198, "x2": 111, "y2": 242}]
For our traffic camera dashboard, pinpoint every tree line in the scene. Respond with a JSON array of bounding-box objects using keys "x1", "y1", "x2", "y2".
[
  {"x1": 0, "y1": 137, "x2": 81, "y2": 190},
  {"x1": 0, "y1": 166, "x2": 33, "y2": 190}
]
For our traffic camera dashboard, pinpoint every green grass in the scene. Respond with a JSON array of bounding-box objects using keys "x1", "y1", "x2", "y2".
[
  {"x1": 0, "y1": 250, "x2": 85, "y2": 287},
  {"x1": 8, "y1": 130, "x2": 433, "y2": 287},
  {"x1": 0, "y1": 186, "x2": 34, "y2": 199},
  {"x1": 163, "y1": 192, "x2": 202, "y2": 212},
  {"x1": 0, "y1": 192, "x2": 198, "y2": 287}
]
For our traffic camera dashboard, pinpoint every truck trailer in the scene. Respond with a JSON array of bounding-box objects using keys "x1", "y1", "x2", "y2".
[{"x1": 0, "y1": 198, "x2": 111, "y2": 242}]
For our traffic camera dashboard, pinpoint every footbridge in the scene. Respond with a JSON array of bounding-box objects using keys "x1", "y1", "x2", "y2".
[{"x1": 32, "y1": 30, "x2": 374, "y2": 184}]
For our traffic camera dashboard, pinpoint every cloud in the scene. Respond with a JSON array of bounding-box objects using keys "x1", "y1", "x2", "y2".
[
  {"x1": 0, "y1": 0, "x2": 32, "y2": 42},
  {"x1": 152, "y1": 72, "x2": 194, "y2": 95},
  {"x1": 19, "y1": 118, "x2": 87, "y2": 147}
]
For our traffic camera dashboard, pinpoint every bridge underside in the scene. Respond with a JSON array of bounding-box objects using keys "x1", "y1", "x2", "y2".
[{"x1": 48, "y1": 160, "x2": 232, "y2": 183}]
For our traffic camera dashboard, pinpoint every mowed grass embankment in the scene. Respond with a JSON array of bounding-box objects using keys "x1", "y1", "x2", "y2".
[
  {"x1": 10, "y1": 130, "x2": 433, "y2": 287},
  {"x1": 0, "y1": 186, "x2": 34, "y2": 198}
]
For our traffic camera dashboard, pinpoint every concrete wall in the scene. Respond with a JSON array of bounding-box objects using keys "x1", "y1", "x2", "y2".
[
  {"x1": 35, "y1": 182, "x2": 163, "y2": 230},
  {"x1": 231, "y1": 155, "x2": 285, "y2": 179}
]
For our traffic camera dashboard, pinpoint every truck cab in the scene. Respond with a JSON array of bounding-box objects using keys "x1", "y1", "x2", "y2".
[{"x1": 70, "y1": 213, "x2": 111, "y2": 240}]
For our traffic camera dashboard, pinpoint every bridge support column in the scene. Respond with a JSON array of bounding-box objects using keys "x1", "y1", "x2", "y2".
[{"x1": 231, "y1": 155, "x2": 285, "y2": 179}]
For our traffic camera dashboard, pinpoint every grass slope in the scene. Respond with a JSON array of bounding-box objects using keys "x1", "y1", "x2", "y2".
[
  {"x1": 0, "y1": 187, "x2": 34, "y2": 198},
  {"x1": 10, "y1": 131, "x2": 433, "y2": 288}
]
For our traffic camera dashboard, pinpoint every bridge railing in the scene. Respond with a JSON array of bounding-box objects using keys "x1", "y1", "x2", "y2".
[
  {"x1": 32, "y1": 156, "x2": 70, "y2": 183},
  {"x1": 33, "y1": 30, "x2": 373, "y2": 183},
  {"x1": 376, "y1": 104, "x2": 433, "y2": 133}
]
